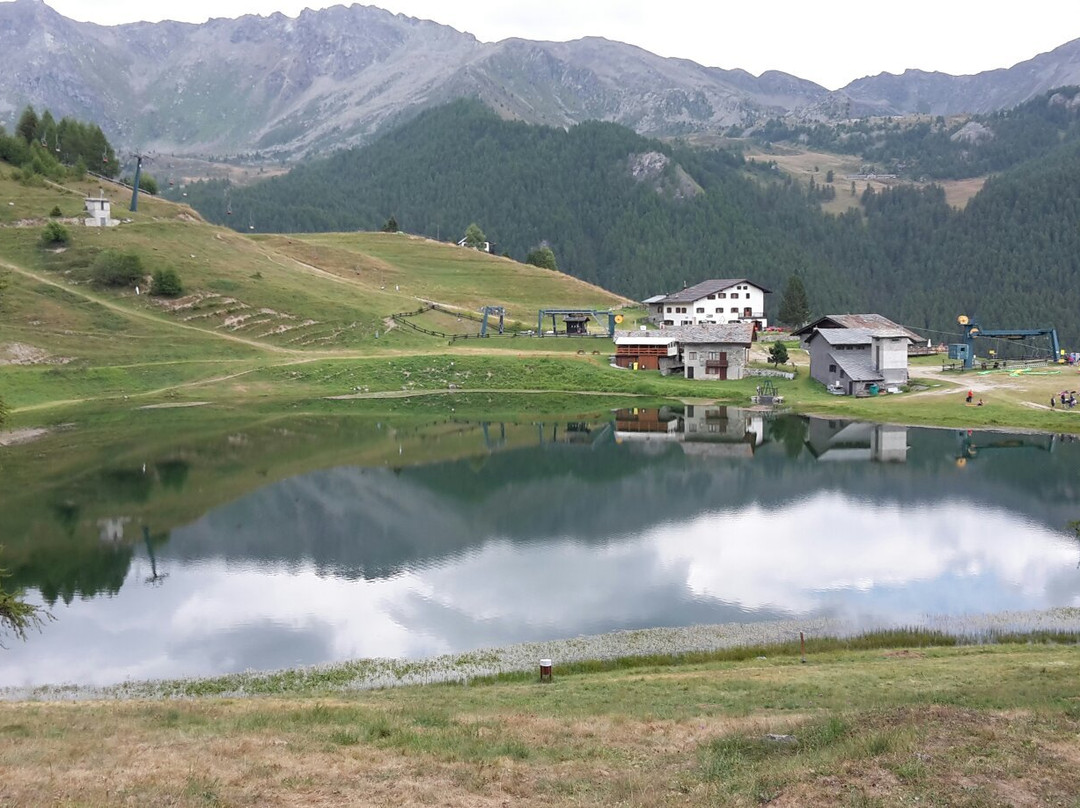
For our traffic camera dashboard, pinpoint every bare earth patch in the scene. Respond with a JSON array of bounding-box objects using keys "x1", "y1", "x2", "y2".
[
  {"x1": 0, "y1": 342, "x2": 72, "y2": 365},
  {"x1": 0, "y1": 427, "x2": 48, "y2": 446}
]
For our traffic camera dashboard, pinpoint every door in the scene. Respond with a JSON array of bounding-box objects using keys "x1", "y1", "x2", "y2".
[{"x1": 687, "y1": 365, "x2": 695, "y2": 379}]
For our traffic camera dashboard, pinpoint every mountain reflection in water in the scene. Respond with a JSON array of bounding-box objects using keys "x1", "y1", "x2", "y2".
[{"x1": 3, "y1": 409, "x2": 1078, "y2": 688}]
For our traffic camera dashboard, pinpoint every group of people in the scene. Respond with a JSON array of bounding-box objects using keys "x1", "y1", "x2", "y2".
[
  {"x1": 1051, "y1": 390, "x2": 1078, "y2": 408},
  {"x1": 964, "y1": 390, "x2": 985, "y2": 406}
]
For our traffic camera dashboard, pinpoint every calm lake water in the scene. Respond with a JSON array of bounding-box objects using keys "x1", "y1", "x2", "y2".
[{"x1": 4, "y1": 406, "x2": 1080, "y2": 688}]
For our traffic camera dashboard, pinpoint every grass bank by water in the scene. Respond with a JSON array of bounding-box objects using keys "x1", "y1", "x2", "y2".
[{"x1": 3, "y1": 616, "x2": 1080, "y2": 806}]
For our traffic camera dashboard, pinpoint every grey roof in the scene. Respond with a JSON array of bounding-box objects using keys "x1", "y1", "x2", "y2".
[
  {"x1": 659, "y1": 278, "x2": 771, "y2": 304},
  {"x1": 791, "y1": 314, "x2": 922, "y2": 342},
  {"x1": 642, "y1": 294, "x2": 667, "y2": 304},
  {"x1": 832, "y1": 352, "x2": 884, "y2": 382},
  {"x1": 662, "y1": 322, "x2": 755, "y2": 345},
  {"x1": 613, "y1": 330, "x2": 677, "y2": 345},
  {"x1": 818, "y1": 328, "x2": 874, "y2": 346}
]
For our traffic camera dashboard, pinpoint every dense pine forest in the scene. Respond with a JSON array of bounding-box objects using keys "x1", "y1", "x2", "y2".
[
  {"x1": 0, "y1": 106, "x2": 119, "y2": 180},
  {"x1": 179, "y1": 97, "x2": 1080, "y2": 347}
]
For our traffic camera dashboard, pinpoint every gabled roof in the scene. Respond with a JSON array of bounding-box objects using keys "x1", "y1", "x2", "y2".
[
  {"x1": 791, "y1": 314, "x2": 922, "y2": 342},
  {"x1": 642, "y1": 294, "x2": 667, "y2": 305},
  {"x1": 832, "y1": 352, "x2": 884, "y2": 382},
  {"x1": 659, "y1": 278, "x2": 771, "y2": 304},
  {"x1": 663, "y1": 322, "x2": 755, "y2": 345},
  {"x1": 817, "y1": 328, "x2": 873, "y2": 346}
]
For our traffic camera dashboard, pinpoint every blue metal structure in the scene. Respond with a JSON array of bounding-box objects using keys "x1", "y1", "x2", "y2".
[
  {"x1": 480, "y1": 306, "x2": 505, "y2": 337},
  {"x1": 129, "y1": 153, "x2": 145, "y2": 212},
  {"x1": 954, "y1": 315, "x2": 1060, "y2": 369},
  {"x1": 537, "y1": 309, "x2": 616, "y2": 337}
]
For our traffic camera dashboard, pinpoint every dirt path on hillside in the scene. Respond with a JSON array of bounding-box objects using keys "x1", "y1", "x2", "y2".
[
  {"x1": 0, "y1": 259, "x2": 299, "y2": 355},
  {"x1": 255, "y1": 245, "x2": 367, "y2": 288}
]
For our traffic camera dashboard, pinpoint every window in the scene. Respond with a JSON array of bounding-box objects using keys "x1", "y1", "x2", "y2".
[
  {"x1": 688, "y1": 351, "x2": 697, "y2": 360},
  {"x1": 708, "y1": 351, "x2": 719, "y2": 360},
  {"x1": 696, "y1": 307, "x2": 705, "y2": 313},
  {"x1": 731, "y1": 307, "x2": 738, "y2": 313},
  {"x1": 666, "y1": 306, "x2": 672, "y2": 313},
  {"x1": 707, "y1": 294, "x2": 716, "y2": 300},
  {"x1": 829, "y1": 364, "x2": 837, "y2": 373},
  {"x1": 718, "y1": 292, "x2": 726, "y2": 299}
]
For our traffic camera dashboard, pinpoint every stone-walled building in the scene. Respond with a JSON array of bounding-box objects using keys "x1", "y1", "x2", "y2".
[{"x1": 614, "y1": 322, "x2": 754, "y2": 380}]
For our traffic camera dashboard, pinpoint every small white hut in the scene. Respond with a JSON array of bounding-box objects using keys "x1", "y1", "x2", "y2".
[{"x1": 84, "y1": 191, "x2": 118, "y2": 227}]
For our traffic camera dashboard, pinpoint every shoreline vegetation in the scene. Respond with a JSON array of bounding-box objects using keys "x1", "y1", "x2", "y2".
[
  {"x1": 5, "y1": 608, "x2": 1080, "y2": 702},
  {"x1": 2, "y1": 612, "x2": 1080, "y2": 806}
]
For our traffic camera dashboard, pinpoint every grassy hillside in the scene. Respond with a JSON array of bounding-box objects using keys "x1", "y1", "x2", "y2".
[{"x1": 0, "y1": 168, "x2": 635, "y2": 411}]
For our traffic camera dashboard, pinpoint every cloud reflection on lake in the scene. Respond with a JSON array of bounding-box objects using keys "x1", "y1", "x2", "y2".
[{"x1": 5, "y1": 486, "x2": 1077, "y2": 688}]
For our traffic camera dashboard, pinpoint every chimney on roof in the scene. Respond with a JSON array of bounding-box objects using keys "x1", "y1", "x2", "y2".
[{"x1": 682, "y1": 280, "x2": 687, "y2": 289}]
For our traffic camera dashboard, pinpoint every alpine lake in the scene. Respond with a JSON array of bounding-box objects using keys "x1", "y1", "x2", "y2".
[{"x1": 4, "y1": 401, "x2": 1080, "y2": 691}]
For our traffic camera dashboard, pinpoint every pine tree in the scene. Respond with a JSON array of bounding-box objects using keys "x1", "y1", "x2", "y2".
[
  {"x1": 777, "y1": 274, "x2": 811, "y2": 327},
  {"x1": 15, "y1": 106, "x2": 38, "y2": 144},
  {"x1": 768, "y1": 341, "x2": 790, "y2": 366}
]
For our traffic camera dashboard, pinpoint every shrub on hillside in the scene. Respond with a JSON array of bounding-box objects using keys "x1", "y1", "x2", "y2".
[
  {"x1": 151, "y1": 268, "x2": 184, "y2": 297},
  {"x1": 49, "y1": 206, "x2": 62, "y2": 217},
  {"x1": 39, "y1": 220, "x2": 70, "y2": 247},
  {"x1": 525, "y1": 245, "x2": 558, "y2": 271},
  {"x1": 91, "y1": 250, "x2": 143, "y2": 287}
]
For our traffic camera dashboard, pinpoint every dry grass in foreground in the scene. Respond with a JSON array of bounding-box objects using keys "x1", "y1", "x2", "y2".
[{"x1": 2, "y1": 643, "x2": 1080, "y2": 806}]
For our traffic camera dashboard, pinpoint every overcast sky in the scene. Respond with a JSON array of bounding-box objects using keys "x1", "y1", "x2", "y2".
[{"x1": 35, "y1": 1, "x2": 1080, "y2": 90}]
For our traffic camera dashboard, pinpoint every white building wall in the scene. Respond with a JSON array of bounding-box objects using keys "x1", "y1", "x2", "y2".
[
  {"x1": 875, "y1": 337, "x2": 910, "y2": 385},
  {"x1": 662, "y1": 284, "x2": 767, "y2": 327}
]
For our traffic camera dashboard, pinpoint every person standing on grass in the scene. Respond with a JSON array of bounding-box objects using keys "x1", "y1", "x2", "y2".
[{"x1": 966, "y1": 390, "x2": 974, "y2": 404}]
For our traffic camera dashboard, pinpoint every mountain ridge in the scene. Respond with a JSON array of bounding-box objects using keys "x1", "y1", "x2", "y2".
[{"x1": 4, "y1": 0, "x2": 1080, "y2": 158}]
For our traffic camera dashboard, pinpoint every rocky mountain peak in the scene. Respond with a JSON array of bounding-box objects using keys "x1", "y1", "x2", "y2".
[{"x1": 0, "y1": 3, "x2": 1077, "y2": 159}]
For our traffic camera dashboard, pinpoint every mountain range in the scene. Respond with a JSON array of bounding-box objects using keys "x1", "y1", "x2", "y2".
[{"x1": 3, "y1": 0, "x2": 1080, "y2": 159}]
